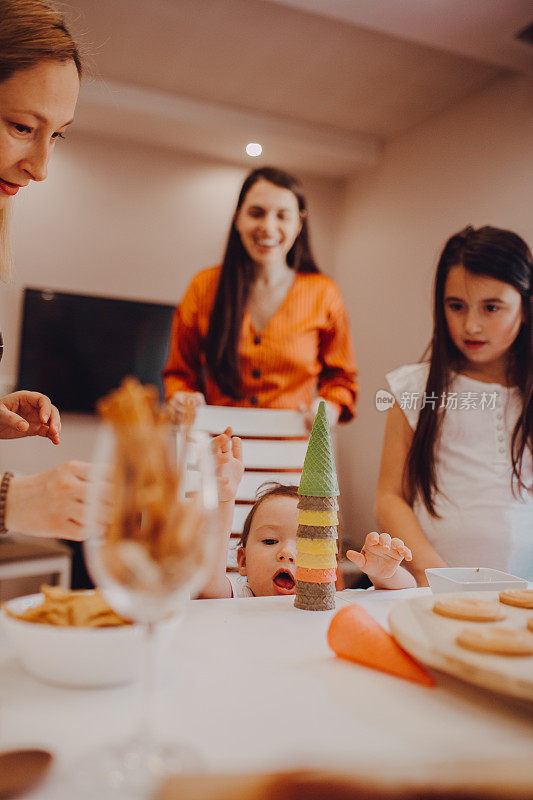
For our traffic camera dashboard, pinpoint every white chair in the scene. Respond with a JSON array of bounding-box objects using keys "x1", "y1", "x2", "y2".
[{"x1": 194, "y1": 406, "x2": 309, "y2": 571}]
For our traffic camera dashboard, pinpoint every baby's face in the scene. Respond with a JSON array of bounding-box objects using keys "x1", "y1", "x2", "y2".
[{"x1": 238, "y1": 495, "x2": 299, "y2": 596}]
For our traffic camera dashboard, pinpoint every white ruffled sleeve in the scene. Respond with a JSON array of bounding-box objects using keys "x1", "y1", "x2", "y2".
[
  {"x1": 386, "y1": 363, "x2": 430, "y2": 430},
  {"x1": 226, "y1": 574, "x2": 255, "y2": 598}
]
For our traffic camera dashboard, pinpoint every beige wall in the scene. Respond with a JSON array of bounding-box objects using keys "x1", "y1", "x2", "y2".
[
  {"x1": 335, "y1": 74, "x2": 533, "y2": 545},
  {"x1": 0, "y1": 133, "x2": 344, "y2": 473},
  {"x1": 2, "y1": 74, "x2": 532, "y2": 540}
]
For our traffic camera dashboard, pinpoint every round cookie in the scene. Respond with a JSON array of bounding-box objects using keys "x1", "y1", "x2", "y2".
[
  {"x1": 527, "y1": 618, "x2": 533, "y2": 633},
  {"x1": 457, "y1": 626, "x2": 533, "y2": 656},
  {"x1": 433, "y1": 597, "x2": 506, "y2": 622},
  {"x1": 499, "y1": 589, "x2": 533, "y2": 609}
]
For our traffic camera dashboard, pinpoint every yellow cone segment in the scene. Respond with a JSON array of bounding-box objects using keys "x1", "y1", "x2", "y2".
[
  {"x1": 297, "y1": 552, "x2": 338, "y2": 569},
  {"x1": 297, "y1": 509, "x2": 338, "y2": 527},
  {"x1": 297, "y1": 539, "x2": 338, "y2": 555}
]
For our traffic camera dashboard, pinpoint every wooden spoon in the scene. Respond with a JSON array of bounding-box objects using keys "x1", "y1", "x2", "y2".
[{"x1": 0, "y1": 749, "x2": 52, "y2": 798}]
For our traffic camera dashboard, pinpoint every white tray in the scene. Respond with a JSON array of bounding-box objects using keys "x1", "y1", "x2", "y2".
[
  {"x1": 425, "y1": 567, "x2": 527, "y2": 593},
  {"x1": 388, "y1": 591, "x2": 533, "y2": 702}
]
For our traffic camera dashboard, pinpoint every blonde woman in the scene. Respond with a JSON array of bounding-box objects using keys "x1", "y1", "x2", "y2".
[{"x1": 0, "y1": 0, "x2": 101, "y2": 541}]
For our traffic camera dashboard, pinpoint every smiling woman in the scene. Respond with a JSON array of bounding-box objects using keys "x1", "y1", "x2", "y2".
[
  {"x1": 0, "y1": 0, "x2": 81, "y2": 279},
  {"x1": 0, "y1": 61, "x2": 79, "y2": 186},
  {"x1": 0, "y1": 1, "x2": 107, "y2": 547},
  {"x1": 163, "y1": 167, "x2": 359, "y2": 431}
]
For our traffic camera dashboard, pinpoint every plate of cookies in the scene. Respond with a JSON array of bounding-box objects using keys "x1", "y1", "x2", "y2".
[{"x1": 388, "y1": 589, "x2": 533, "y2": 701}]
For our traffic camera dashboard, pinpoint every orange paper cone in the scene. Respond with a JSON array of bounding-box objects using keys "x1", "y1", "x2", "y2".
[{"x1": 327, "y1": 604, "x2": 434, "y2": 687}]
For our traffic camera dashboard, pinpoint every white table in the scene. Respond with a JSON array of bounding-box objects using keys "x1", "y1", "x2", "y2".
[{"x1": 1, "y1": 588, "x2": 532, "y2": 799}]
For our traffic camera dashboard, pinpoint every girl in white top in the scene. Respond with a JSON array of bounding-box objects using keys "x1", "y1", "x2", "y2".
[{"x1": 378, "y1": 226, "x2": 533, "y2": 584}]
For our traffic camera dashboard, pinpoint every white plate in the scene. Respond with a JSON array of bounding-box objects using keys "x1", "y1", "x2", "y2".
[
  {"x1": 1, "y1": 593, "x2": 182, "y2": 688},
  {"x1": 425, "y1": 567, "x2": 527, "y2": 594},
  {"x1": 389, "y1": 590, "x2": 533, "y2": 702}
]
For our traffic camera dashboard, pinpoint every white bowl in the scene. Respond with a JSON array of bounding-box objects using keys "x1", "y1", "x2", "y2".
[
  {"x1": 425, "y1": 567, "x2": 528, "y2": 594},
  {"x1": 0, "y1": 593, "x2": 182, "y2": 688}
]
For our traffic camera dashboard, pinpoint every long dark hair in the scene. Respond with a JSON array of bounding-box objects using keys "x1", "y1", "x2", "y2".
[
  {"x1": 204, "y1": 167, "x2": 319, "y2": 398},
  {"x1": 406, "y1": 225, "x2": 533, "y2": 516}
]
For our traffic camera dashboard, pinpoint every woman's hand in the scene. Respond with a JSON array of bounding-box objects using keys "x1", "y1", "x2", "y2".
[
  {"x1": 211, "y1": 427, "x2": 244, "y2": 503},
  {"x1": 300, "y1": 398, "x2": 340, "y2": 433},
  {"x1": 4, "y1": 461, "x2": 112, "y2": 541},
  {"x1": 346, "y1": 532, "x2": 412, "y2": 580},
  {"x1": 167, "y1": 391, "x2": 206, "y2": 424},
  {"x1": 0, "y1": 391, "x2": 61, "y2": 443}
]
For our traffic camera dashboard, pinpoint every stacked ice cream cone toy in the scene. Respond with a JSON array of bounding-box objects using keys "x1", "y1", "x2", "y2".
[{"x1": 294, "y1": 400, "x2": 339, "y2": 611}]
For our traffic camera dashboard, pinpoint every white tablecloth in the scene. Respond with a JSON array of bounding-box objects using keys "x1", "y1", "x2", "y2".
[{"x1": 1, "y1": 588, "x2": 532, "y2": 798}]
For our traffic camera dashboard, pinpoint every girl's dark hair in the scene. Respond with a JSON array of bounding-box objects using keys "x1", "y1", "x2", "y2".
[
  {"x1": 406, "y1": 226, "x2": 533, "y2": 516},
  {"x1": 239, "y1": 483, "x2": 299, "y2": 549},
  {"x1": 204, "y1": 167, "x2": 319, "y2": 399}
]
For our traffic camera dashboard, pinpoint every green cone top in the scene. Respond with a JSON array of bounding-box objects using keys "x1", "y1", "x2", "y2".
[{"x1": 298, "y1": 400, "x2": 339, "y2": 497}]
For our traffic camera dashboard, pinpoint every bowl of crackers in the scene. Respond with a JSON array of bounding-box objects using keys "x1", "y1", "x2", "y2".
[
  {"x1": 425, "y1": 567, "x2": 528, "y2": 594},
  {"x1": 0, "y1": 586, "x2": 182, "y2": 688}
]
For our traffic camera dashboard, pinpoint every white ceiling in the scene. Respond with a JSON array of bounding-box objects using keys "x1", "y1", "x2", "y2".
[
  {"x1": 66, "y1": 0, "x2": 532, "y2": 178},
  {"x1": 268, "y1": 1, "x2": 533, "y2": 74}
]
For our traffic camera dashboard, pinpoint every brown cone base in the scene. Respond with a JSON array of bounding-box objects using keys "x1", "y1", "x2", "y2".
[
  {"x1": 297, "y1": 495, "x2": 339, "y2": 512},
  {"x1": 294, "y1": 580, "x2": 336, "y2": 611},
  {"x1": 297, "y1": 524, "x2": 338, "y2": 540}
]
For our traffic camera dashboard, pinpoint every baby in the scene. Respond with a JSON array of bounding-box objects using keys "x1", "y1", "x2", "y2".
[{"x1": 200, "y1": 429, "x2": 416, "y2": 599}]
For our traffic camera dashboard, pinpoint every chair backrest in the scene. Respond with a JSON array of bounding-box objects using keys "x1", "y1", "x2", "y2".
[{"x1": 194, "y1": 406, "x2": 309, "y2": 571}]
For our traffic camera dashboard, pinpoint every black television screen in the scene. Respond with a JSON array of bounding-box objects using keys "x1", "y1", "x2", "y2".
[{"x1": 16, "y1": 288, "x2": 176, "y2": 413}]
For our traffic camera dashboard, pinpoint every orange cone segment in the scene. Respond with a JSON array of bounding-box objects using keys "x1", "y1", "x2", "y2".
[{"x1": 327, "y1": 604, "x2": 434, "y2": 687}]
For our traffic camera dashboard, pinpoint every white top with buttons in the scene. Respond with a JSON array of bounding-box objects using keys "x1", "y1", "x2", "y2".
[{"x1": 387, "y1": 363, "x2": 533, "y2": 580}]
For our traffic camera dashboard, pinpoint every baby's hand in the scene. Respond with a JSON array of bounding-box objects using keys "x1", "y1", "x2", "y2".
[
  {"x1": 346, "y1": 532, "x2": 412, "y2": 580},
  {"x1": 211, "y1": 427, "x2": 244, "y2": 503},
  {"x1": 167, "y1": 391, "x2": 205, "y2": 425}
]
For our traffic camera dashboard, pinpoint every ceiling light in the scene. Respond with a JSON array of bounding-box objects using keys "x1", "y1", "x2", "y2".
[{"x1": 245, "y1": 142, "x2": 262, "y2": 157}]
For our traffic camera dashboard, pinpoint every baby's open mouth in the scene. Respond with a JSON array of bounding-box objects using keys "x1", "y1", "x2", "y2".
[{"x1": 273, "y1": 569, "x2": 295, "y2": 594}]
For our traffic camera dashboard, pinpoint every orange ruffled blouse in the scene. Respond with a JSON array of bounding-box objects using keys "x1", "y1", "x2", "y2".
[{"x1": 163, "y1": 267, "x2": 358, "y2": 422}]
